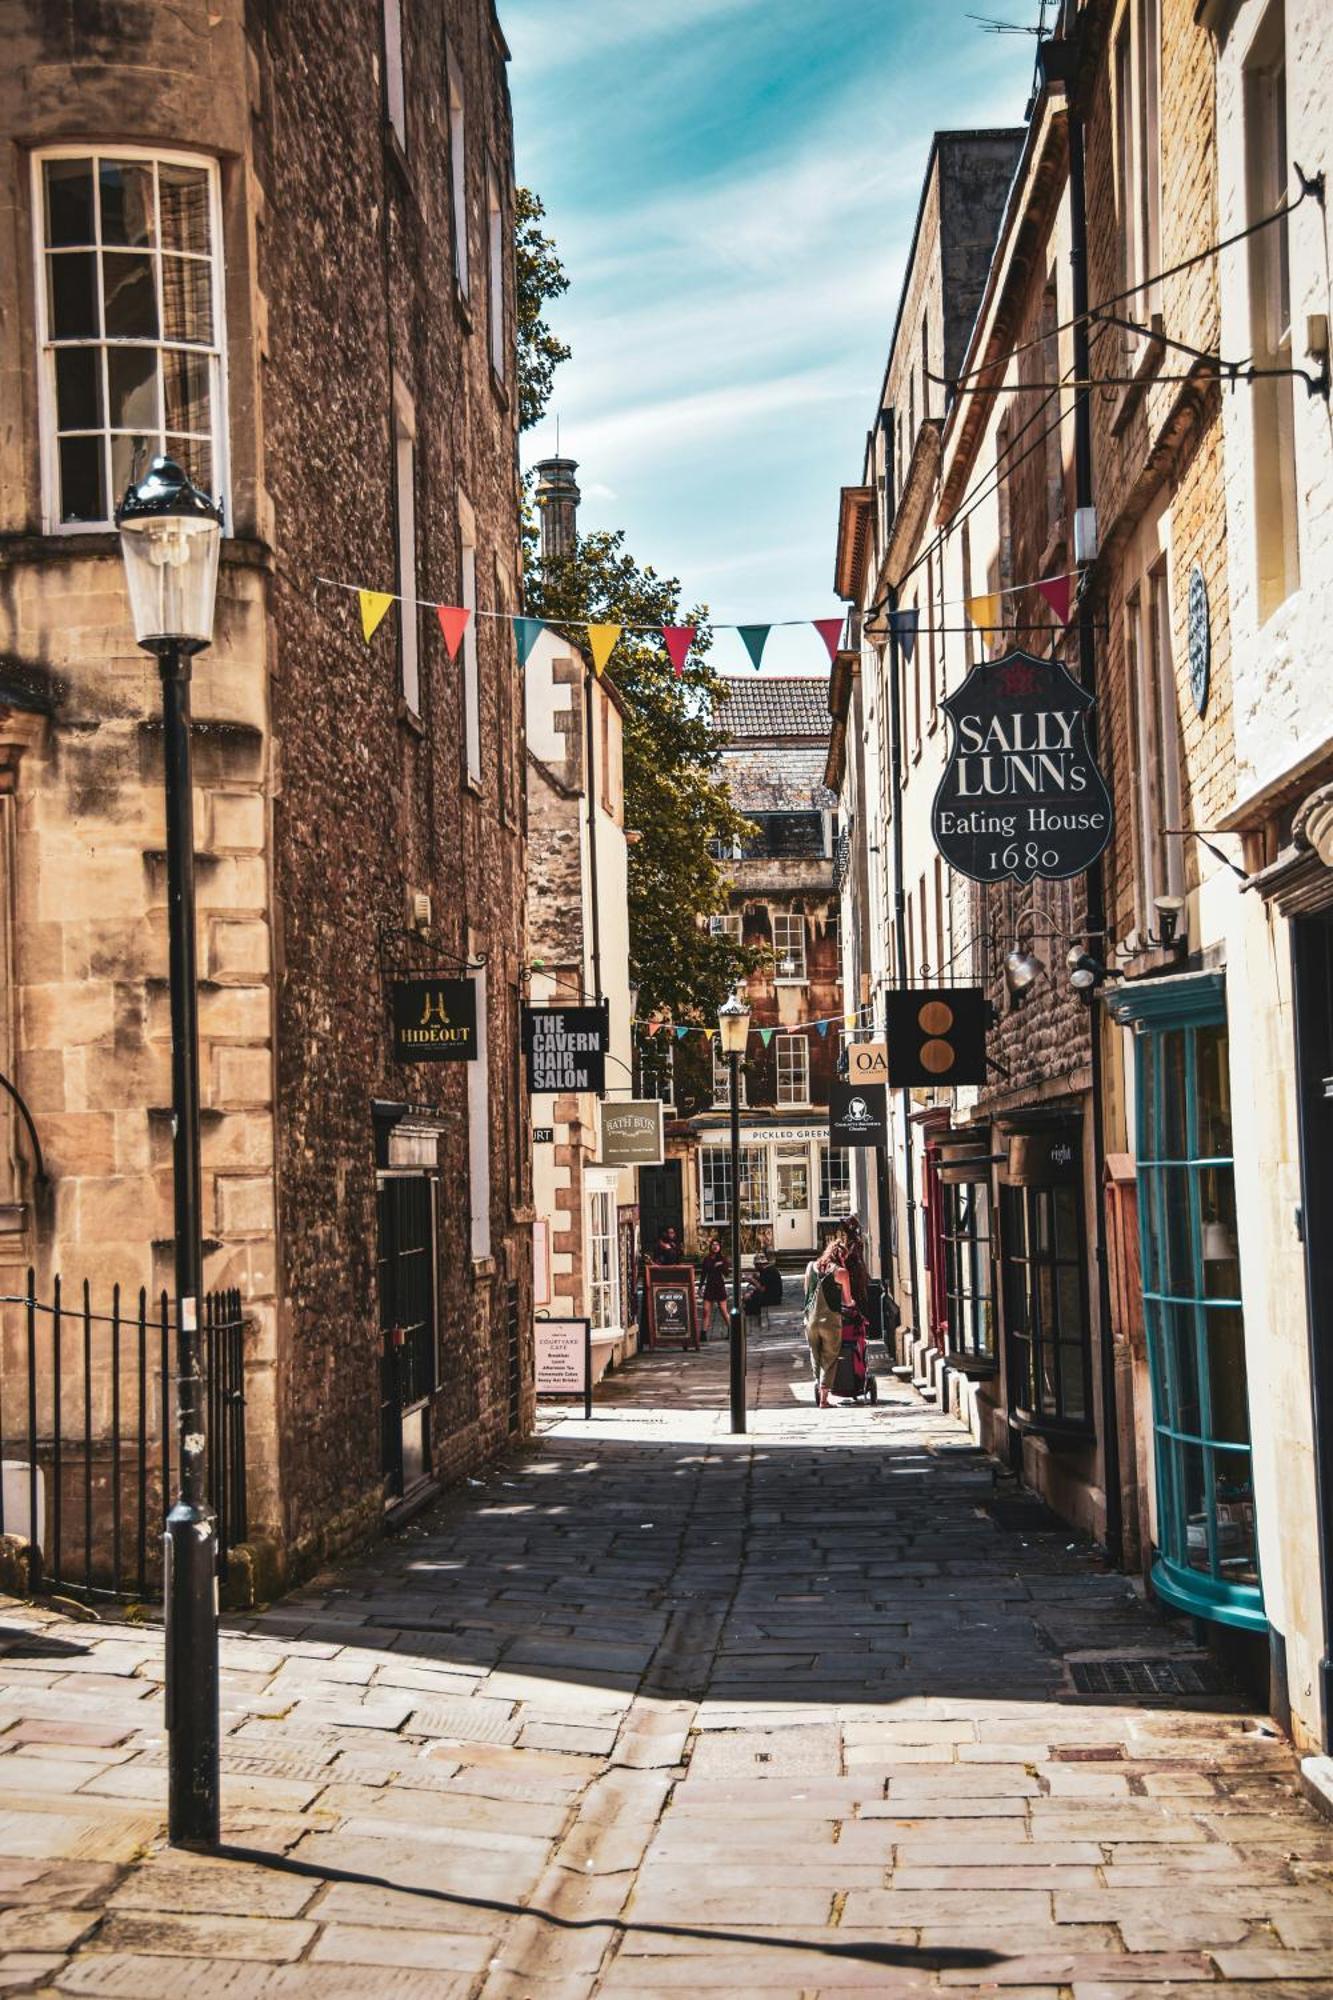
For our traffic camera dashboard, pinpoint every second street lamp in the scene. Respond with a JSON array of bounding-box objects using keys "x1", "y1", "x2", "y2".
[
  {"x1": 116, "y1": 455, "x2": 224, "y2": 1850},
  {"x1": 716, "y1": 989, "x2": 751, "y2": 1434}
]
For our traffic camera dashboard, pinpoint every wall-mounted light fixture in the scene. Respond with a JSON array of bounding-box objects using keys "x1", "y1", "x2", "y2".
[{"x1": 1003, "y1": 948, "x2": 1044, "y2": 999}]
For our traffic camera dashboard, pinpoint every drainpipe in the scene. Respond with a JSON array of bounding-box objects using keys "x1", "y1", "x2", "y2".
[
  {"x1": 886, "y1": 587, "x2": 923, "y2": 1343},
  {"x1": 1068, "y1": 93, "x2": 1124, "y2": 1570},
  {"x1": 585, "y1": 663, "x2": 604, "y2": 1007}
]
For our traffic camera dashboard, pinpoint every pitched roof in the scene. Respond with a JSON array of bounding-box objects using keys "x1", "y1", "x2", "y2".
[{"x1": 712, "y1": 676, "x2": 830, "y2": 743}]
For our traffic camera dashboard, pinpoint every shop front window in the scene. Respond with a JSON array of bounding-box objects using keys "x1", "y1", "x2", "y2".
[
  {"x1": 941, "y1": 1178, "x2": 995, "y2": 1368},
  {"x1": 1112, "y1": 976, "x2": 1264, "y2": 1630},
  {"x1": 588, "y1": 1188, "x2": 618, "y2": 1334},
  {"x1": 1001, "y1": 1164, "x2": 1091, "y2": 1432}
]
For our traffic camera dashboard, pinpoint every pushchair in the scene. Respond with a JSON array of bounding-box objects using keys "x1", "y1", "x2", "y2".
[{"x1": 831, "y1": 1310, "x2": 879, "y2": 1403}]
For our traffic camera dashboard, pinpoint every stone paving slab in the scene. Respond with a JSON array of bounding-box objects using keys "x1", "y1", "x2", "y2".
[{"x1": 0, "y1": 1305, "x2": 1327, "y2": 1994}]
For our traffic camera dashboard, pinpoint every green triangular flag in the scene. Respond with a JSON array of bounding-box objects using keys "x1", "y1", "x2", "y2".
[
  {"x1": 514, "y1": 618, "x2": 546, "y2": 667},
  {"x1": 759, "y1": 1028, "x2": 774, "y2": 1048},
  {"x1": 738, "y1": 624, "x2": 770, "y2": 672}
]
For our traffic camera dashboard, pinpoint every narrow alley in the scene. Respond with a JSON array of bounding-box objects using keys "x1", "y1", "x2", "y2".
[{"x1": 0, "y1": 1309, "x2": 1330, "y2": 1996}]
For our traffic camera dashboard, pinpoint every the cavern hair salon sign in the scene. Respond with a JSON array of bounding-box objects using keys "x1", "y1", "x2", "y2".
[{"x1": 932, "y1": 651, "x2": 1112, "y2": 885}]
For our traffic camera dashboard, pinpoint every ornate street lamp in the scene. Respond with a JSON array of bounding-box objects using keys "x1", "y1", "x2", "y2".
[
  {"x1": 116, "y1": 456, "x2": 224, "y2": 1850},
  {"x1": 716, "y1": 988, "x2": 751, "y2": 1434}
]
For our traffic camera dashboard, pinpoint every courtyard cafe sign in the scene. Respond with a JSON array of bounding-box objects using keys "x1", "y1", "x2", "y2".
[{"x1": 931, "y1": 650, "x2": 1112, "y2": 884}]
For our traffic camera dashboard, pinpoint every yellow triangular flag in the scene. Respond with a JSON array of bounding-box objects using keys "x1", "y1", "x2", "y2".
[
  {"x1": 966, "y1": 593, "x2": 1001, "y2": 632},
  {"x1": 587, "y1": 623, "x2": 621, "y2": 677},
  {"x1": 359, "y1": 589, "x2": 394, "y2": 642}
]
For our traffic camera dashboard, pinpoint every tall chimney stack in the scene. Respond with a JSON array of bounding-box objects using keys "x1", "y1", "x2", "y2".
[{"x1": 535, "y1": 456, "x2": 580, "y2": 562}]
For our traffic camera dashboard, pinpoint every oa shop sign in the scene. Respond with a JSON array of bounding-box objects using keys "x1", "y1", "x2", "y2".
[{"x1": 932, "y1": 650, "x2": 1112, "y2": 885}]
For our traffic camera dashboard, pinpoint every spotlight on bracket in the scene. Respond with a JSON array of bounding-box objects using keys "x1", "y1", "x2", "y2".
[
  {"x1": 1067, "y1": 947, "x2": 1107, "y2": 1000},
  {"x1": 1152, "y1": 894, "x2": 1186, "y2": 952},
  {"x1": 1004, "y1": 948, "x2": 1043, "y2": 998}
]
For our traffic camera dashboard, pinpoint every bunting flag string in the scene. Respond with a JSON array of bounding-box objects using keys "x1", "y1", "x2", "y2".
[
  {"x1": 358, "y1": 589, "x2": 394, "y2": 643},
  {"x1": 738, "y1": 625, "x2": 771, "y2": 673},
  {"x1": 663, "y1": 624, "x2": 695, "y2": 676},
  {"x1": 324, "y1": 562, "x2": 1082, "y2": 671},
  {"x1": 587, "y1": 623, "x2": 621, "y2": 678},
  {"x1": 643, "y1": 1005, "x2": 878, "y2": 1042},
  {"x1": 436, "y1": 605, "x2": 471, "y2": 660}
]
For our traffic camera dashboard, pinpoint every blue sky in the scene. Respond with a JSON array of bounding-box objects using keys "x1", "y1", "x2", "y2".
[{"x1": 504, "y1": 0, "x2": 1038, "y2": 675}]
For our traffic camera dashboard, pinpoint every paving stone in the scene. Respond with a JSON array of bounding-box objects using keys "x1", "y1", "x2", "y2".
[{"x1": 95, "y1": 1910, "x2": 316, "y2": 1959}]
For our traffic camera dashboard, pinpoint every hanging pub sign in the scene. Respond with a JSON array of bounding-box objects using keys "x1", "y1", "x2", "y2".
[
  {"x1": 884, "y1": 988, "x2": 988, "y2": 1089},
  {"x1": 598, "y1": 1099, "x2": 665, "y2": 1168},
  {"x1": 391, "y1": 978, "x2": 477, "y2": 1061},
  {"x1": 522, "y1": 1004, "x2": 607, "y2": 1094},
  {"x1": 847, "y1": 1040, "x2": 889, "y2": 1086},
  {"x1": 828, "y1": 1081, "x2": 888, "y2": 1148},
  {"x1": 931, "y1": 649, "x2": 1112, "y2": 884}
]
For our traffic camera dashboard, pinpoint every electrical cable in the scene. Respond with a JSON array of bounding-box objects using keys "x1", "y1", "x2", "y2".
[{"x1": 937, "y1": 176, "x2": 1318, "y2": 389}]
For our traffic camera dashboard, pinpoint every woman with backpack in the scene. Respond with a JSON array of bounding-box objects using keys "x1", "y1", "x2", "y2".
[{"x1": 804, "y1": 1267, "x2": 845, "y2": 1409}]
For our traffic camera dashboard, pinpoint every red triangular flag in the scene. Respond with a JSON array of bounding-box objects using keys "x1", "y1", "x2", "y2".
[
  {"x1": 663, "y1": 625, "x2": 695, "y2": 676},
  {"x1": 437, "y1": 605, "x2": 471, "y2": 660},
  {"x1": 812, "y1": 616, "x2": 844, "y2": 662},
  {"x1": 1036, "y1": 574, "x2": 1072, "y2": 625}
]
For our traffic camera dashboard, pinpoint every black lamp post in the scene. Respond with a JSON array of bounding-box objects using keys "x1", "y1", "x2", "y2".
[
  {"x1": 716, "y1": 990, "x2": 751, "y2": 1434},
  {"x1": 116, "y1": 456, "x2": 223, "y2": 1849}
]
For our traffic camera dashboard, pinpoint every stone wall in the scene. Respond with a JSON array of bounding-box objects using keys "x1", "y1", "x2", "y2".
[{"x1": 0, "y1": 0, "x2": 531, "y2": 1574}]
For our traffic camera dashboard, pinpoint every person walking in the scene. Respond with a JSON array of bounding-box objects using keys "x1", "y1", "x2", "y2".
[
  {"x1": 699, "y1": 1237, "x2": 729, "y2": 1344},
  {"x1": 804, "y1": 1268, "x2": 845, "y2": 1408}
]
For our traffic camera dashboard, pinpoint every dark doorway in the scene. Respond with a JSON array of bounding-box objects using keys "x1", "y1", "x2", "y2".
[
  {"x1": 638, "y1": 1161, "x2": 683, "y2": 1253},
  {"x1": 377, "y1": 1172, "x2": 438, "y2": 1502},
  {"x1": 1293, "y1": 910, "x2": 1333, "y2": 1749}
]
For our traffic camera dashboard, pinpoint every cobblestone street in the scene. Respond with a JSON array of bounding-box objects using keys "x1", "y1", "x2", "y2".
[{"x1": 0, "y1": 1307, "x2": 1330, "y2": 1997}]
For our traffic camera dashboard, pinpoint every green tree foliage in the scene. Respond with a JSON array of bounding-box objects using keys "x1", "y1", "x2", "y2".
[
  {"x1": 514, "y1": 188, "x2": 571, "y2": 434},
  {"x1": 525, "y1": 528, "x2": 759, "y2": 1026}
]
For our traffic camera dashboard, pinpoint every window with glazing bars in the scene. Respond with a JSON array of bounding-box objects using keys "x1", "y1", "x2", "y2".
[
  {"x1": 776, "y1": 1034, "x2": 809, "y2": 1106},
  {"x1": 941, "y1": 1178, "x2": 995, "y2": 1364},
  {"x1": 35, "y1": 150, "x2": 225, "y2": 529},
  {"x1": 771, "y1": 911, "x2": 806, "y2": 981},
  {"x1": 1001, "y1": 1177, "x2": 1091, "y2": 1427},
  {"x1": 1135, "y1": 1008, "x2": 1262, "y2": 1626}
]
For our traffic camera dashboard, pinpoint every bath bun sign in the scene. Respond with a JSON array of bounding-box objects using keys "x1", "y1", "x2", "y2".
[{"x1": 932, "y1": 650, "x2": 1112, "y2": 884}]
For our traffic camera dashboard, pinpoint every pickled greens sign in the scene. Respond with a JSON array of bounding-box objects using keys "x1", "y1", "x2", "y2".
[{"x1": 932, "y1": 650, "x2": 1112, "y2": 884}]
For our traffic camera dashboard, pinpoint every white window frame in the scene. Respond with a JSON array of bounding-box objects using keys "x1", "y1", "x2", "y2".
[
  {"x1": 32, "y1": 145, "x2": 230, "y2": 536},
  {"x1": 712, "y1": 1040, "x2": 747, "y2": 1108},
  {"x1": 1113, "y1": 0, "x2": 1163, "y2": 350},
  {"x1": 771, "y1": 911, "x2": 807, "y2": 984},
  {"x1": 700, "y1": 1144, "x2": 770, "y2": 1228},
  {"x1": 486, "y1": 160, "x2": 505, "y2": 379},
  {"x1": 447, "y1": 44, "x2": 469, "y2": 297},
  {"x1": 1244, "y1": 0, "x2": 1300, "y2": 619},
  {"x1": 467, "y1": 963, "x2": 491, "y2": 1261},
  {"x1": 775, "y1": 1033, "x2": 809, "y2": 1108},
  {"x1": 709, "y1": 912, "x2": 743, "y2": 945},
  {"x1": 393, "y1": 380, "x2": 419, "y2": 715},
  {"x1": 459, "y1": 493, "x2": 482, "y2": 786},
  {"x1": 1125, "y1": 562, "x2": 1183, "y2": 929},
  {"x1": 587, "y1": 1182, "x2": 619, "y2": 1334},
  {"x1": 819, "y1": 1144, "x2": 852, "y2": 1221},
  {"x1": 383, "y1": 0, "x2": 406, "y2": 150}
]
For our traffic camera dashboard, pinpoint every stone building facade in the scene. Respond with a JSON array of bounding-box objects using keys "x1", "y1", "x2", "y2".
[
  {"x1": 525, "y1": 459, "x2": 638, "y2": 1378},
  {"x1": 828, "y1": 0, "x2": 1333, "y2": 1755},
  {"x1": 0, "y1": 0, "x2": 530, "y2": 1585},
  {"x1": 668, "y1": 678, "x2": 846, "y2": 1263}
]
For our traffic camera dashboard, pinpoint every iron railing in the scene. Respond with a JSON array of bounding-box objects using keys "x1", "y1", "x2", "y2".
[{"x1": 0, "y1": 1272, "x2": 246, "y2": 1603}]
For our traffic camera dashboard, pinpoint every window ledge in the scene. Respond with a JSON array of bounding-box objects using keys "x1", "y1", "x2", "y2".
[
  {"x1": 454, "y1": 282, "x2": 474, "y2": 333},
  {"x1": 490, "y1": 367, "x2": 511, "y2": 413},
  {"x1": 384, "y1": 125, "x2": 416, "y2": 202},
  {"x1": 472, "y1": 1256, "x2": 497, "y2": 1282},
  {"x1": 463, "y1": 772, "x2": 484, "y2": 798},
  {"x1": 944, "y1": 1350, "x2": 998, "y2": 1378},
  {"x1": 397, "y1": 697, "x2": 425, "y2": 737},
  {"x1": 1010, "y1": 1410, "x2": 1096, "y2": 1446}
]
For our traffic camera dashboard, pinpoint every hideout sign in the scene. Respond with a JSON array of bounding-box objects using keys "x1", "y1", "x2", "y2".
[{"x1": 932, "y1": 650, "x2": 1112, "y2": 884}]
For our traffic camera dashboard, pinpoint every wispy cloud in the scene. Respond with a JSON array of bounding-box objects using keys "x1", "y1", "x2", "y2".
[{"x1": 507, "y1": 1, "x2": 1036, "y2": 627}]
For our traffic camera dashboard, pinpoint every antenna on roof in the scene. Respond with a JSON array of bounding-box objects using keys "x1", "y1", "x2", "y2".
[{"x1": 966, "y1": 0, "x2": 1047, "y2": 29}]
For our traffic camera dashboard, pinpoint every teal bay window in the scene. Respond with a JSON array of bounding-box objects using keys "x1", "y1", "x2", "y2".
[{"x1": 1110, "y1": 973, "x2": 1264, "y2": 1632}]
